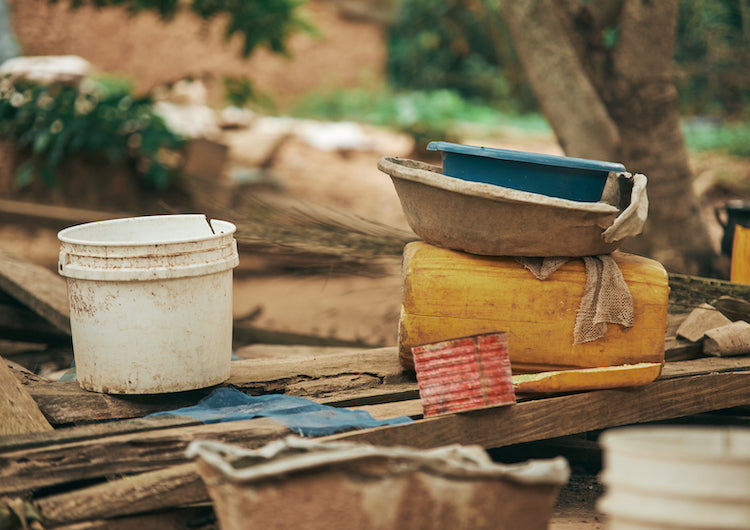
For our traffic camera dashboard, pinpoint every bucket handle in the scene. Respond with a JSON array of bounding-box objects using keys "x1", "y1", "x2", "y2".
[{"x1": 58, "y1": 251, "x2": 69, "y2": 275}]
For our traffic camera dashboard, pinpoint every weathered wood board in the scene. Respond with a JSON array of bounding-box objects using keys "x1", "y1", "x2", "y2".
[
  {"x1": 0, "y1": 355, "x2": 53, "y2": 436},
  {"x1": 0, "y1": 417, "x2": 289, "y2": 495},
  {"x1": 326, "y1": 370, "x2": 750, "y2": 449},
  {"x1": 35, "y1": 462, "x2": 207, "y2": 527},
  {"x1": 3, "y1": 354, "x2": 750, "y2": 498},
  {"x1": 0, "y1": 249, "x2": 70, "y2": 334}
]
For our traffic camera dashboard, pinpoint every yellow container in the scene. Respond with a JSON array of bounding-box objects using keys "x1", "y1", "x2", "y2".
[
  {"x1": 399, "y1": 241, "x2": 669, "y2": 375},
  {"x1": 731, "y1": 225, "x2": 750, "y2": 284}
]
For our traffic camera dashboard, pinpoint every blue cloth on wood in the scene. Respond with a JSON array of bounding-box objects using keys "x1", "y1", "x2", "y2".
[{"x1": 148, "y1": 387, "x2": 412, "y2": 437}]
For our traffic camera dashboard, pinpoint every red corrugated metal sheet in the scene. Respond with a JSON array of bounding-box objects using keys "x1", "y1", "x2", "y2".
[{"x1": 412, "y1": 332, "x2": 515, "y2": 417}]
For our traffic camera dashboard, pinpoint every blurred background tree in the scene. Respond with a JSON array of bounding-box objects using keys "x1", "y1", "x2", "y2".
[
  {"x1": 388, "y1": 0, "x2": 748, "y2": 121},
  {"x1": 2, "y1": 0, "x2": 747, "y2": 275},
  {"x1": 388, "y1": 0, "x2": 749, "y2": 275},
  {"x1": 386, "y1": 0, "x2": 536, "y2": 112},
  {"x1": 49, "y1": 0, "x2": 314, "y2": 58},
  {"x1": 675, "y1": 0, "x2": 750, "y2": 118}
]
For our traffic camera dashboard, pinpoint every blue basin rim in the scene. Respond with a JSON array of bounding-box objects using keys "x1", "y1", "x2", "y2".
[{"x1": 427, "y1": 141, "x2": 626, "y2": 173}]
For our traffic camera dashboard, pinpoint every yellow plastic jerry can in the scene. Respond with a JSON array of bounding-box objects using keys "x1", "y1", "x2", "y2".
[{"x1": 399, "y1": 241, "x2": 669, "y2": 378}]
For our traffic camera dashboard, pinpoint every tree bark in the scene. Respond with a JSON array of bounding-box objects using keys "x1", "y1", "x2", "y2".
[
  {"x1": 497, "y1": 0, "x2": 621, "y2": 160},
  {"x1": 607, "y1": 0, "x2": 715, "y2": 275},
  {"x1": 498, "y1": 0, "x2": 718, "y2": 275}
]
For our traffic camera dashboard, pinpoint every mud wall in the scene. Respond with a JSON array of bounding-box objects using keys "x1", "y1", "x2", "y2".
[{"x1": 6, "y1": 0, "x2": 387, "y2": 109}]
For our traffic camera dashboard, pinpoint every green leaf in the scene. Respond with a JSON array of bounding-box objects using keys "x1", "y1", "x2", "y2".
[
  {"x1": 41, "y1": 165, "x2": 58, "y2": 187},
  {"x1": 33, "y1": 131, "x2": 52, "y2": 154},
  {"x1": 16, "y1": 161, "x2": 36, "y2": 188}
]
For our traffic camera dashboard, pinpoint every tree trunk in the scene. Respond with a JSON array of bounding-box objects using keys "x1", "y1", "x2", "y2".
[
  {"x1": 607, "y1": 0, "x2": 715, "y2": 275},
  {"x1": 497, "y1": 0, "x2": 621, "y2": 160},
  {"x1": 498, "y1": 0, "x2": 718, "y2": 276}
]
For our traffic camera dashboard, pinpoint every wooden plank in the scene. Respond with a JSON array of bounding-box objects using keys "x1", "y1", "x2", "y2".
[
  {"x1": 0, "y1": 302, "x2": 71, "y2": 343},
  {"x1": 48, "y1": 506, "x2": 215, "y2": 530},
  {"x1": 0, "y1": 249, "x2": 70, "y2": 334},
  {"x1": 5, "y1": 359, "x2": 48, "y2": 385},
  {"x1": 1, "y1": 344, "x2": 74, "y2": 377},
  {"x1": 227, "y1": 347, "x2": 403, "y2": 384},
  {"x1": 0, "y1": 417, "x2": 289, "y2": 495},
  {"x1": 0, "y1": 354, "x2": 53, "y2": 436},
  {"x1": 6, "y1": 368, "x2": 750, "y2": 496},
  {"x1": 23, "y1": 377, "x2": 419, "y2": 427},
  {"x1": 19, "y1": 349, "x2": 750, "y2": 426},
  {"x1": 324, "y1": 371, "x2": 750, "y2": 449},
  {"x1": 35, "y1": 462, "x2": 207, "y2": 527},
  {"x1": 359, "y1": 356, "x2": 750, "y2": 420},
  {"x1": 0, "y1": 415, "x2": 198, "y2": 452},
  {"x1": 23, "y1": 381, "x2": 213, "y2": 426},
  {"x1": 669, "y1": 272, "x2": 750, "y2": 314},
  {"x1": 0, "y1": 198, "x2": 118, "y2": 229},
  {"x1": 659, "y1": 355, "x2": 750, "y2": 379},
  {"x1": 20, "y1": 347, "x2": 409, "y2": 425},
  {"x1": 24, "y1": 348, "x2": 750, "y2": 426}
]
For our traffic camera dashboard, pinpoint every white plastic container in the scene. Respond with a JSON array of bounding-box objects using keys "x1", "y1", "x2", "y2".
[
  {"x1": 58, "y1": 214, "x2": 239, "y2": 394},
  {"x1": 598, "y1": 426, "x2": 750, "y2": 529}
]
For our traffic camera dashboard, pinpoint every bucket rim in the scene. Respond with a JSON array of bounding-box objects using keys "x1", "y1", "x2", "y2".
[
  {"x1": 600, "y1": 425, "x2": 750, "y2": 462},
  {"x1": 58, "y1": 214, "x2": 236, "y2": 247}
]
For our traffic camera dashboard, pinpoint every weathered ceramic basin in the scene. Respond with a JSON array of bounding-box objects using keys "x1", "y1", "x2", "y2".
[{"x1": 378, "y1": 156, "x2": 646, "y2": 257}]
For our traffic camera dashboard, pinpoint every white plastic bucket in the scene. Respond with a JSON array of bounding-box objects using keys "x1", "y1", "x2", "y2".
[
  {"x1": 58, "y1": 214, "x2": 239, "y2": 394},
  {"x1": 598, "y1": 426, "x2": 750, "y2": 529}
]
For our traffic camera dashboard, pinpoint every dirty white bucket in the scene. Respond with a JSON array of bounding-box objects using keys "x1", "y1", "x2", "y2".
[
  {"x1": 598, "y1": 426, "x2": 750, "y2": 529},
  {"x1": 58, "y1": 214, "x2": 239, "y2": 394}
]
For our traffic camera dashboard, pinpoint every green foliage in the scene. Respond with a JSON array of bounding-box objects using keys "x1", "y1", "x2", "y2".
[
  {"x1": 0, "y1": 76, "x2": 185, "y2": 189},
  {"x1": 52, "y1": 0, "x2": 315, "y2": 57},
  {"x1": 290, "y1": 87, "x2": 550, "y2": 146},
  {"x1": 676, "y1": 0, "x2": 750, "y2": 117},
  {"x1": 683, "y1": 119, "x2": 750, "y2": 157},
  {"x1": 223, "y1": 76, "x2": 256, "y2": 108},
  {"x1": 388, "y1": 0, "x2": 748, "y2": 119},
  {"x1": 222, "y1": 76, "x2": 275, "y2": 111},
  {"x1": 190, "y1": 0, "x2": 316, "y2": 57},
  {"x1": 386, "y1": 0, "x2": 536, "y2": 110}
]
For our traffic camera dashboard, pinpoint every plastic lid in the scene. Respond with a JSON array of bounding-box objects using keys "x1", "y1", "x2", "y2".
[{"x1": 427, "y1": 141, "x2": 626, "y2": 173}]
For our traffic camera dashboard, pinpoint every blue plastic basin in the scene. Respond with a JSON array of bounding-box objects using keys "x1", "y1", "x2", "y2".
[{"x1": 427, "y1": 141, "x2": 626, "y2": 202}]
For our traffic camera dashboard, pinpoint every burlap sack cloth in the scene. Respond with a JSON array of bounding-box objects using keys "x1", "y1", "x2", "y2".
[{"x1": 516, "y1": 173, "x2": 648, "y2": 344}]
